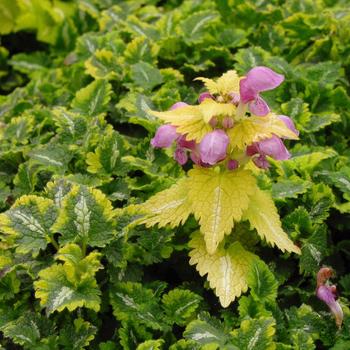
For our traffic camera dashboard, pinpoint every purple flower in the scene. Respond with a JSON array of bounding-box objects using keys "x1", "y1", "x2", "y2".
[
  {"x1": 151, "y1": 125, "x2": 179, "y2": 148},
  {"x1": 228, "y1": 92, "x2": 240, "y2": 105},
  {"x1": 278, "y1": 115, "x2": 299, "y2": 137},
  {"x1": 198, "y1": 92, "x2": 214, "y2": 103},
  {"x1": 247, "y1": 136, "x2": 290, "y2": 161},
  {"x1": 227, "y1": 159, "x2": 239, "y2": 170},
  {"x1": 253, "y1": 155, "x2": 270, "y2": 169},
  {"x1": 174, "y1": 147, "x2": 188, "y2": 165},
  {"x1": 199, "y1": 129, "x2": 229, "y2": 165},
  {"x1": 240, "y1": 66, "x2": 284, "y2": 116},
  {"x1": 170, "y1": 101, "x2": 188, "y2": 110},
  {"x1": 317, "y1": 285, "x2": 343, "y2": 328},
  {"x1": 222, "y1": 116, "x2": 234, "y2": 129}
]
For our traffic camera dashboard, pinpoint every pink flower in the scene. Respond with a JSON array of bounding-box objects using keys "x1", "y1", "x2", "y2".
[
  {"x1": 247, "y1": 136, "x2": 290, "y2": 161},
  {"x1": 198, "y1": 92, "x2": 213, "y2": 103},
  {"x1": 240, "y1": 66, "x2": 284, "y2": 116},
  {"x1": 174, "y1": 147, "x2": 188, "y2": 165},
  {"x1": 278, "y1": 115, "x2": 299, "y2": 137},
  {"x1": 222, "y1": 116, "x2": 234, "y2": 129},
  {"x1": 227, "y1": 159, "x2": 239, "y2": 170},
  {"x1": 170, "y1": 101, "x2": 188, "y2": 110},
  {"x1": 151, "y1": 125, "x2": 179, "y2": 148},
  {"x1": 199, "y1": 129, "x2": 229, "y2": 165},
  {"x1": 316, "y1": 267, "x2": 343, "y2": 328}
]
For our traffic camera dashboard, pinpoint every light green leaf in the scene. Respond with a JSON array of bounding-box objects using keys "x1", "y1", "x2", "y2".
[
  {"x1": 304, "y1": 113, "x2": 341, "y2": 132},
  {"x1": 130, "y1": 61, "x2": 163, "y2": 90},
  {"x1": 281, "y1": 98, "x2": 311, "y2": 131},
  {"x1": 125, "y1": 37, "x2": 158, "y2": 64},
  {"x1": 272, "y1": 177, "x2": 311, "y2": 199},
  {"x1": 247, "y1": 260, "x2": 278, "y2": 304},
  {"x1": 71, "y1": 79, "x2": 112, "y2": 116},
  {"x1": 230, "y1": 318, "x2": 276, "y2": 350},
  {"x1": 34, "y1": 243, "x2": 102, "y2": 314},
  {"x1": 85, "y1": 49, "x2": 121, "y2": 80},
  {"x1": 0, "y1": 0, "x2": 20, "y2": 34},
  {"x1": 0, "y1": 195, "x2": 57, "y2": 256},
  {"x1": 162, "y1": 289, "x2": 202, "y2": 326},
  {"x1": 136, "y1": 340, "x2": 165, "y2": 350}
]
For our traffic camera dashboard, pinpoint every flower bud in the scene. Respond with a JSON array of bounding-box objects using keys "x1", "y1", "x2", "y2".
[
  {"x1": 317, "y1": 285, "x2": 343, "y2": 328},
  {"x1": 255, "y1": 136, "x2": 290, "y2": 161},
  {"x1": 229, "y1": 92, "x2": 240, "y2": 105},
  {"x1": 278, "y1": 115, "x2": 299, "y2": 137},
  {"x1": 198, "y1": 92, "x2": 213, "y2": 103},
  {"x1": 253, "y1": 155, "x2": 270, "y2": 169},
  {"x1": 199, "y1": 130, "x2": 229, "y2": 165},
  {"x1": 209, "y1": 116, "x2": 218, "y2": 128},
  {"x1": 174, "y1": 147, "x2": 188, "y2": 165},
  {"x1": 170, "y1": 102, "x2": 188, "y2": 110},
  {"x1": 222, "y1": 116, "x2": 234, "y2": 129},
  {"x1": 227, "y1": 159, "x2": 239, "y2": 170},
  {"x1": 151, "y1": 125, "x2": 178, "y2": 148}
]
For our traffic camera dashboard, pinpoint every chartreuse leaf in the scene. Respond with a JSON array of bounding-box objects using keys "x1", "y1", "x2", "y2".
[
  {"x1": 0, "y1": 0, "x2": 20, "y2": 34},
  {"x1": 150, "y1": 99, "x2": 235, "y2": 142},
  {"x1": 228, "y1": 114, "x2": 298, "y2": 150},
  {"x1": 138, "y1": 177, "x2": 192, "y2": 228},
  {"x1": 45, "y1": 178, "x2": 73, "y2": 208},
  {"x1": 34, "y1": 243, "x2": 102, "y2": 314},
  {"x1": 188, "y1": 168, "x2": 256, "y2": 254},
  {"x1": 247, "y1": 260, "x2": 278, "y2": 304},
  {"x1": 169, "y1": 339, "x2": 200, "y2": 350},
  {"x1": 243, "y1": 189, "x2": 301, "y2": 254},
  {"x1": 124, "y1": 36, "x2": 159, "y2": 64},
  {"x1": 85, "y1": 49, "x2": 121, "y2": 80},
  {"x1": 110, "y1": 282, "x2": 164, "y2": 330},
  {"x1": 136, "y1": 340, "x2": 165, "y2": 350},
  {"x1": 0, "y1": 195, "x2": 57, "y2": 256},
  {"x1": 162, "y1": 289, "x2": 202, "y2": 326},
  {"x1": 230, "y1": 318, "x2": 276, "y2": 350},
  {"x1": 195, "y1": 70, "x2": 240, "y2": 96},
  {"x1": 189, "y1": 232, "x2": 259, "y2": 307},
  {"x1": 58, "y1": 318, "x2": 96, "y2": 350},
  {"x1": 52, "y1": 184, "x2": 116, "y2": 247},
  {"x1": 71, "y1": 79, "x2": 112, "y2": 116}
]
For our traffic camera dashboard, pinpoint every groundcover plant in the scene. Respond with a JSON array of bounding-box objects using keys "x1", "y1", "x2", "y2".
[{"x1": 0, "y1": 0, "x2": 349, "y2": 349}]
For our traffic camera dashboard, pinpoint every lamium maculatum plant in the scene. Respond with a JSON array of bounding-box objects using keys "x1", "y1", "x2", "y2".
[{"x1": 134, "y1": 67, "x2": 301, "y2": 307}]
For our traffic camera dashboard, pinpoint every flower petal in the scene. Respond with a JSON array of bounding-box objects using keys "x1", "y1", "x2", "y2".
[
  {"x1": 198, "y1": 92, "x2": 214, "y2": 103},
  {"x1": 170, "y1": 101, "x2": 189, "y2": 110},
  {"x1": 151, "y1": 124, "x2": 179, "y2": 148},
  {"x1": 199, "y1": 129, "x2": 229, "y2": 165},
  {"x1": 248, "y1": 96, "x2": 270, "y2": 116},
  {"x1": 278, "y1": 115, "x2": 299, "y2": 137},
  {"x1": 256, "y1": 136, "x2": 290, "y2": 160},
  {"x1": 253, "y1": 155, "x2": 270, "y2": 169},
  {"x1": 317, "y1": 285, "x2": 343, "y2": 328},
  {"x1": 174, "y1": 147, "x2": 188, "y2": 165}
]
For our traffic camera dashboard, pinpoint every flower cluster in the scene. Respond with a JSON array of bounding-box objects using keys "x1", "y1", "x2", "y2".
[
  {"x1": 151, "y1": 66, "x2": 299, "y2": 170},
  {"x1": 316, "y1": 267, "x2": 343, "y2": 328}
]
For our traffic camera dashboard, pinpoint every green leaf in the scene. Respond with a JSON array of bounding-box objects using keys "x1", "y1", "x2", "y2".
[
  {"x1": 136, "y1": 340, "x2": 165, "y2": 350},
  {"x1": 71, "y1": 79, "x2": 112, "y2": 116},
  {"x1": 59, "y1": 318, "x2": 97, "y2": 350},
  {"x1": 300, "y1": 225, "x2": 328, "y2": 274},
  {"x1": 52, "y1": 184, "x2": 116, "y2": 247},
  {"x1": 230, "y1": 318, "x2": 276, "y2": 350},
  {"x1": 0, "y1": 0, "x2": 20, "y2": 34},
  {"x1": 0, "y1": 195, "x2": 57, "y2": 256},
  {"x1": 247, "y1": 260, "x2": 278, "y2": 304},
  {"x1": 184, "y1": 316, "x2": 230, "y2": 348},
  {"x1": 0, "y1": 312, "x2": 55, "y2": 348},
  {"x1": 34, "y1": 243, "x2": 102, "y2": 314},
  {"x1": 130, "y1": 61, "x2": 163, "y2": 90},
  {"x1": 272, "y1": 177, "x2": 311, "y2": 199},
  {"x1": 180, "y1": 10, "x2": 219, "y2": 43},
  {"x1": 110, "y1": 282, "x2": 164, "y2": 330},
  {"x1": 13, "y1": 162, "x2": 38, "y2": 195},
  {"x1": 162, "y1": 289, "x2": 202, "y2": 326},
  {"x1": 281, "y1": 98, "x2": 311, "y2": 131},
  {"x1": 315, "y1": 167, "x2": 350, "y2": 196},
  {"x1": 9, "y1": 52, "x2": 49, "y2": 74},
  {"x1": 304, "y1": 113, "x2": 341, "y2": 133},
  {"x1": 124, "y1": 37, "x2": 158, "y2": 64},
  {"x1": 234, "y1": 47, "x2": 269, "y2": 74}
]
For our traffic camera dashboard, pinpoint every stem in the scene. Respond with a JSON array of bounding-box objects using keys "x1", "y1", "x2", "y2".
[
  {"x1": 49, "y1": 235, "x2": 59, "y2": 250},
  {"x1": 81, "y1": 240, "x2": 87, "y2": 257}
]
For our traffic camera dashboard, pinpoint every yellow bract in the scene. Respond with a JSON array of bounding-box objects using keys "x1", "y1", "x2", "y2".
[
  {"x1": 243, "y1": 189, "x2": 301, "y2": 254},
  {"x1": 189, "y1": 232, "x2": 258, "y2": 307},
  {"x1": 228, "y1": 114, "x2": 299, "y2": 150},
  {"x1": 188, "y1": 168, "x2": 257, "y2": 254},
  {"x1": 149, "y1": 99, "x2": 236, "y2": 142},
  {"x1": 195, "y1": 70, "x2": 241, "y2": 96},
  {"x1": 139, "y1": 178, "x2": 192, "y2": 228}
]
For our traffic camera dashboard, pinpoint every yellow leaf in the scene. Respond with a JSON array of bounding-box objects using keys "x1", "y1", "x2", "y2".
[
  {"x1": 198, "y1": 99, "x2": 236, "y2": 123},
  {"x1": 188, "y1": 168, "x2": 257, "y2": 254},
  {"x1": 138, "y1": 178, "x2": 192, "y2": 228},
  {"x1": 228, "y1": 114, "x2": 299, "y2": 150},
  {"x1": 150, "y1": 105, "x2": 211, "y2": 142},
  {"x1": 243, "y1": 189, "x2": 301, "y2": 254},
  {"x1": 189, "y1": 232, "x2": 258, "y2": 307},
  {"x1": 195, "y1": 70, "x2": 240, "y2": 96}
]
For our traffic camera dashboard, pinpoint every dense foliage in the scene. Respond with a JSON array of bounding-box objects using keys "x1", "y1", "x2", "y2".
[{"x1": 0, "y1": 0, "x2": 350, "y2": 349}]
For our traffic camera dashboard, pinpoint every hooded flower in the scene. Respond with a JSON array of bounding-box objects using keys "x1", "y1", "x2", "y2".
[
  {"x1": 316, "y1": 267, "x2": 343, "y2": 328},
  {"x1": 151, "y1": 124, "x2": 179, "y2": 148},
  {"x1": 247, "y1": 135, "x2": 290, "y2": 166},
  {"x1": 199, "y1": 129, "x2": 229, "y2": 165},
  {"x1": 239, "y1": 66, "x2": 284, "y2": 116},
  {"x1": 278, "y1": 115, "x2": 299, "y2": 137}
]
